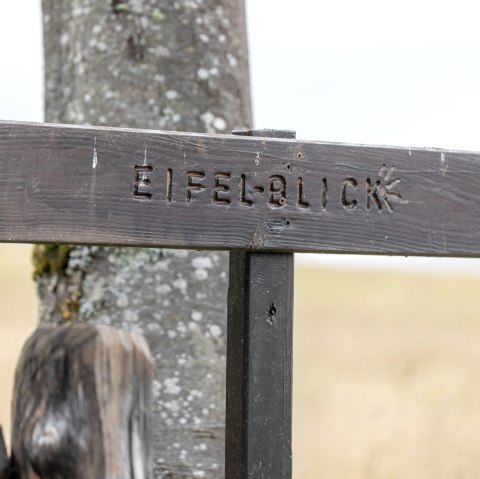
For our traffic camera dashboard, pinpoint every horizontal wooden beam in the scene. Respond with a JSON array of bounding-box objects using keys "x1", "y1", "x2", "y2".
[{"x1": 1, "y1": 120, "x2": 480, "y2": 256}]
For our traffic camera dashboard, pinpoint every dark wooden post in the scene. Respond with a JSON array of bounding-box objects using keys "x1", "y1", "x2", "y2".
[
  {"x1": 9, "y1": 324, "x2": 153, "y2": 479},
  {"x1": 226, "y1": 129, "x2": 295, "y2": 478},
  {"x1": 0, "y1": 427, "x2": 8, "y2": 479}
]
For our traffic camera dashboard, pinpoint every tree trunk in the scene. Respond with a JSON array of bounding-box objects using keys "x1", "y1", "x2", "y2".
[{"x1": 39, "y1": 1, "x2": 252, "y2": 477}]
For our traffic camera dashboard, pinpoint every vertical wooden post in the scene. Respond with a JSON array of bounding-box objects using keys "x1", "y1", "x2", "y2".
[
  {"x1": 226, "y1": 129, "x2": 295, "y2": 478},
  {"x1": 0, "y1": 427, "x2": 8, "y2": 479},
  {"x1": 9, "y1": 324, "x2": 153, "y2": 479}
]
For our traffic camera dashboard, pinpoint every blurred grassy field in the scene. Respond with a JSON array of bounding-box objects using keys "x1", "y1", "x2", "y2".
[
  {"x1": 2, "y1": 244, "x2": 480, "y2": 477},
  {"x1": 293, "y1": 265, "x2": 480, "y2": 478},
  {"x1": 0, "y1": 245, "x2": 37, "y2": 448}
]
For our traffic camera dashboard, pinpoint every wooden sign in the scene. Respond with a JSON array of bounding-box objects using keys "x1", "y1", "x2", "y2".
[{"x1": 1, "y1": 120, "x2": 480, "y2": 256}]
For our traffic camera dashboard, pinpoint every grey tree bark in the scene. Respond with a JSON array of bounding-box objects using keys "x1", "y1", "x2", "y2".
[{"x1": 38, "y1": 1, "x2": 252, "y2": 477}]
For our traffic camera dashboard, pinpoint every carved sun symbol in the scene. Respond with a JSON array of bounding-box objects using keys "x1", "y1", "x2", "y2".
[{"x1": 377, "y1": 164, "x2": 405, "y2": 211}]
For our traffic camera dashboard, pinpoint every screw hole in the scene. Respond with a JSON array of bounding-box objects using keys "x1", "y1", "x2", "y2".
[
  {"x1": 279, "y1": 197, "x2": 287, "y2": 206},
  {"x1": 284, "y1": 219, "x2": 291, "y2": 226},
  {"x1": 286, "y1": 163, "x2": 292, "y2": 171},
  {"x1": 297, "y1": 152, "x2": 304, "y2": 159}
]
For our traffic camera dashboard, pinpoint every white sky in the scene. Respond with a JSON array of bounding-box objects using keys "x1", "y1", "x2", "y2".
[
  {"x1": 248, "y1": 0, "x2": 480, "y2": 149},
  {"x1": 1, "y1": 1, "x2": 480, "y2": 274}
]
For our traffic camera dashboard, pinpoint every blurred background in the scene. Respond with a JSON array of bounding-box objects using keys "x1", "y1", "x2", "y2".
[{"x1": 2, "y1": 1, "x2": 480, "y2": 477}]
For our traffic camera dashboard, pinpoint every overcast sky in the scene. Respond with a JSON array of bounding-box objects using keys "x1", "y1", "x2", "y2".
[{"x1": 1, "y1": 1, "x2": 480, "y2": 273}]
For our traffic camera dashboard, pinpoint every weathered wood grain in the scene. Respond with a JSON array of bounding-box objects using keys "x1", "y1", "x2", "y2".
[
  {"x1": 2, "y1": 120, "x2": 480, "y2": 256},
  {"x1": 10, "y1": 324, "x2": 153, "y2": 479}
]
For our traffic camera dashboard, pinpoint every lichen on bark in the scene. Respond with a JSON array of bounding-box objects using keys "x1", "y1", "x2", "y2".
[
  {"x1": 40, "y1": 0, "x2": 252, "y2": 477},
  {"x1": 32, "y1": 244, "x2": 71, "y2": 280}
]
